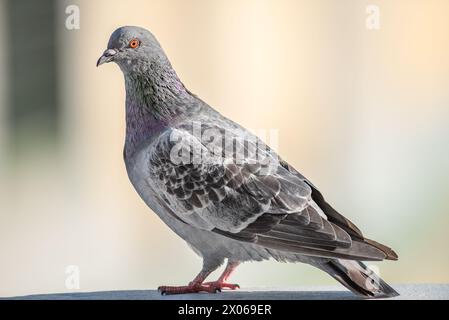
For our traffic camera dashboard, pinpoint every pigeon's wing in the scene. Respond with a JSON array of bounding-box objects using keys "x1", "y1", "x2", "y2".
[{"x1": 148, "y1": 124, "x2": 397, "y2": 261}]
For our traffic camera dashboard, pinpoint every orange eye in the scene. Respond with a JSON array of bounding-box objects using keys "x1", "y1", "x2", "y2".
[{"x1": 129, "y1": 39, "x2": 140, "y2": 49}]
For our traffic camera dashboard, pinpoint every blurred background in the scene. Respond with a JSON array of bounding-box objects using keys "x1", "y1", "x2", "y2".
[{"x1": 0, "y1": 0, "x2": 448, "y2": 297}]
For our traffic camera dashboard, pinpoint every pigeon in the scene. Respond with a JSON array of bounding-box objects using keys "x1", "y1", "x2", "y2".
[{"x1": 97, "y1": 26, "x2": 399, "y2": 298}]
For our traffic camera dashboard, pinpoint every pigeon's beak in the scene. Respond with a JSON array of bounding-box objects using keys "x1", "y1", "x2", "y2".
[{"x1": 96, "y1": 49, "x2": 117, "y2": 67}]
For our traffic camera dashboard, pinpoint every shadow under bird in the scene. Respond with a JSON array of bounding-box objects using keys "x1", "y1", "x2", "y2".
[{"x1": 97, "y1": 26, "x2": 399, "y2": 298}]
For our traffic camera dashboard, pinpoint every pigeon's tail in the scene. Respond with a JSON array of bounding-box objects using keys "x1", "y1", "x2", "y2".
[{"x1": 319, "y1": 259, "x2": 399, "y2": 299}]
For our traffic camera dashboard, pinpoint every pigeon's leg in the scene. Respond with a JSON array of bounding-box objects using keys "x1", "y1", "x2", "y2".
[
  {"x1": 158, "y1": 258, "x2": 223, "y2": 295},
  {"x1": 203, "y1": 260, "x2": 240, "y2": 291}
]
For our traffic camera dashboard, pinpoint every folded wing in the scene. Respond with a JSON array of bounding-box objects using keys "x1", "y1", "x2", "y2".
[{"x1": 148, "y1": 124, "x2": 397, "y2": 261}]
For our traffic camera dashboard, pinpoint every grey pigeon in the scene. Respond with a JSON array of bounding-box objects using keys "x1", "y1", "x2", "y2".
[{"x1": 97, "y1": 26, "x2": 398, "y2": 298}]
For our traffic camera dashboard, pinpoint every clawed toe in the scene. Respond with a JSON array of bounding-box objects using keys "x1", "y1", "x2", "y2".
[
  {"x1": 158, "y1": 284, "x2": 220, "y2": 295},
  {"x1": 203, "y1": 282, "x2": 240, "y2": 291}
]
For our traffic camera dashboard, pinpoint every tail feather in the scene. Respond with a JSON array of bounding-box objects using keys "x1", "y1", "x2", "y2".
[
  {"x1": 364, "y1": 238, "x2": 399, "y2": 261},
  {"x1": 320, "y1": 259, "x2": 399, "y2": 299}
]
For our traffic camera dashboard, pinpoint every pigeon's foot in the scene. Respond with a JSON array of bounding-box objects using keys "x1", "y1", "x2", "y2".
[
  {"x1": 158, "y1": 261, "x2": 241, "y2": 295},
  {"x1": 158, "y1": 283, "x2": 220, "y2": 295},
  {"x1": 203, "y1": 281, "x2": 240, "y2": 291}
]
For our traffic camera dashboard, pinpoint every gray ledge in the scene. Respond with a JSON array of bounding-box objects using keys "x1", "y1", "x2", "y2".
[{"x1": 2, "y1": 284, "x2": 448, "y2": 300}]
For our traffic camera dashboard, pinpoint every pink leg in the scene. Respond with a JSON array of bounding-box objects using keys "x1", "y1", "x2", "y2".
[
  {"x1": 203, "y1": 261, "x2": 240, "y2": 291},
  {"x1": 158, "y1": 269, "x2": 220, "y2": 295}
]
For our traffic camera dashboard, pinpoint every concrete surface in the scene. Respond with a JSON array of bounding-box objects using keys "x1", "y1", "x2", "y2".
[{"x1": 2, "y1": 284, "x2": 448, "y2": 300}]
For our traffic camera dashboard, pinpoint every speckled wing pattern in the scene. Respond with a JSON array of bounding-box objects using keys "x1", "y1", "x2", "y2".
[{"x1": 147, "y1": 121, "x2": 396, "y2": 261}]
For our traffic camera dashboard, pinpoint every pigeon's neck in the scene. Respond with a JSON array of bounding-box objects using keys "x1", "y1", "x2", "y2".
[
  {"x1": 124, "y1": 99, "x2": 164, "y2": 159},
  {"x1": 123, "y1": 63, "x2": 200, "y2": 158},
  {"x1": 124, "y1": 61, "x2": 197, "y2": 119}
]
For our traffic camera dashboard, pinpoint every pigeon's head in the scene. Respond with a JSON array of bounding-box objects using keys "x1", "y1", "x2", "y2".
[{"x1": 97, "y1": 26, "x2": 166, "y2": 75}]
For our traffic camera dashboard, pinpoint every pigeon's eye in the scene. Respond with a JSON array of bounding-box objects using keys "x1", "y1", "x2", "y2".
[{"x1": 129, "y1": 39, "x2": 140, "y2": 49}]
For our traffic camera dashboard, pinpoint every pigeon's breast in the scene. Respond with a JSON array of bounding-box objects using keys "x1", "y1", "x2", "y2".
[{"x1": 125, "y1": 141, "x2": 169, "y2": 220}]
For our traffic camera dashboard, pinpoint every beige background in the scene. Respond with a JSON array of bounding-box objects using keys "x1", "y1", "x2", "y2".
[{"x1": 0, "y1": 0, "x2": 448, "y2": 297}]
